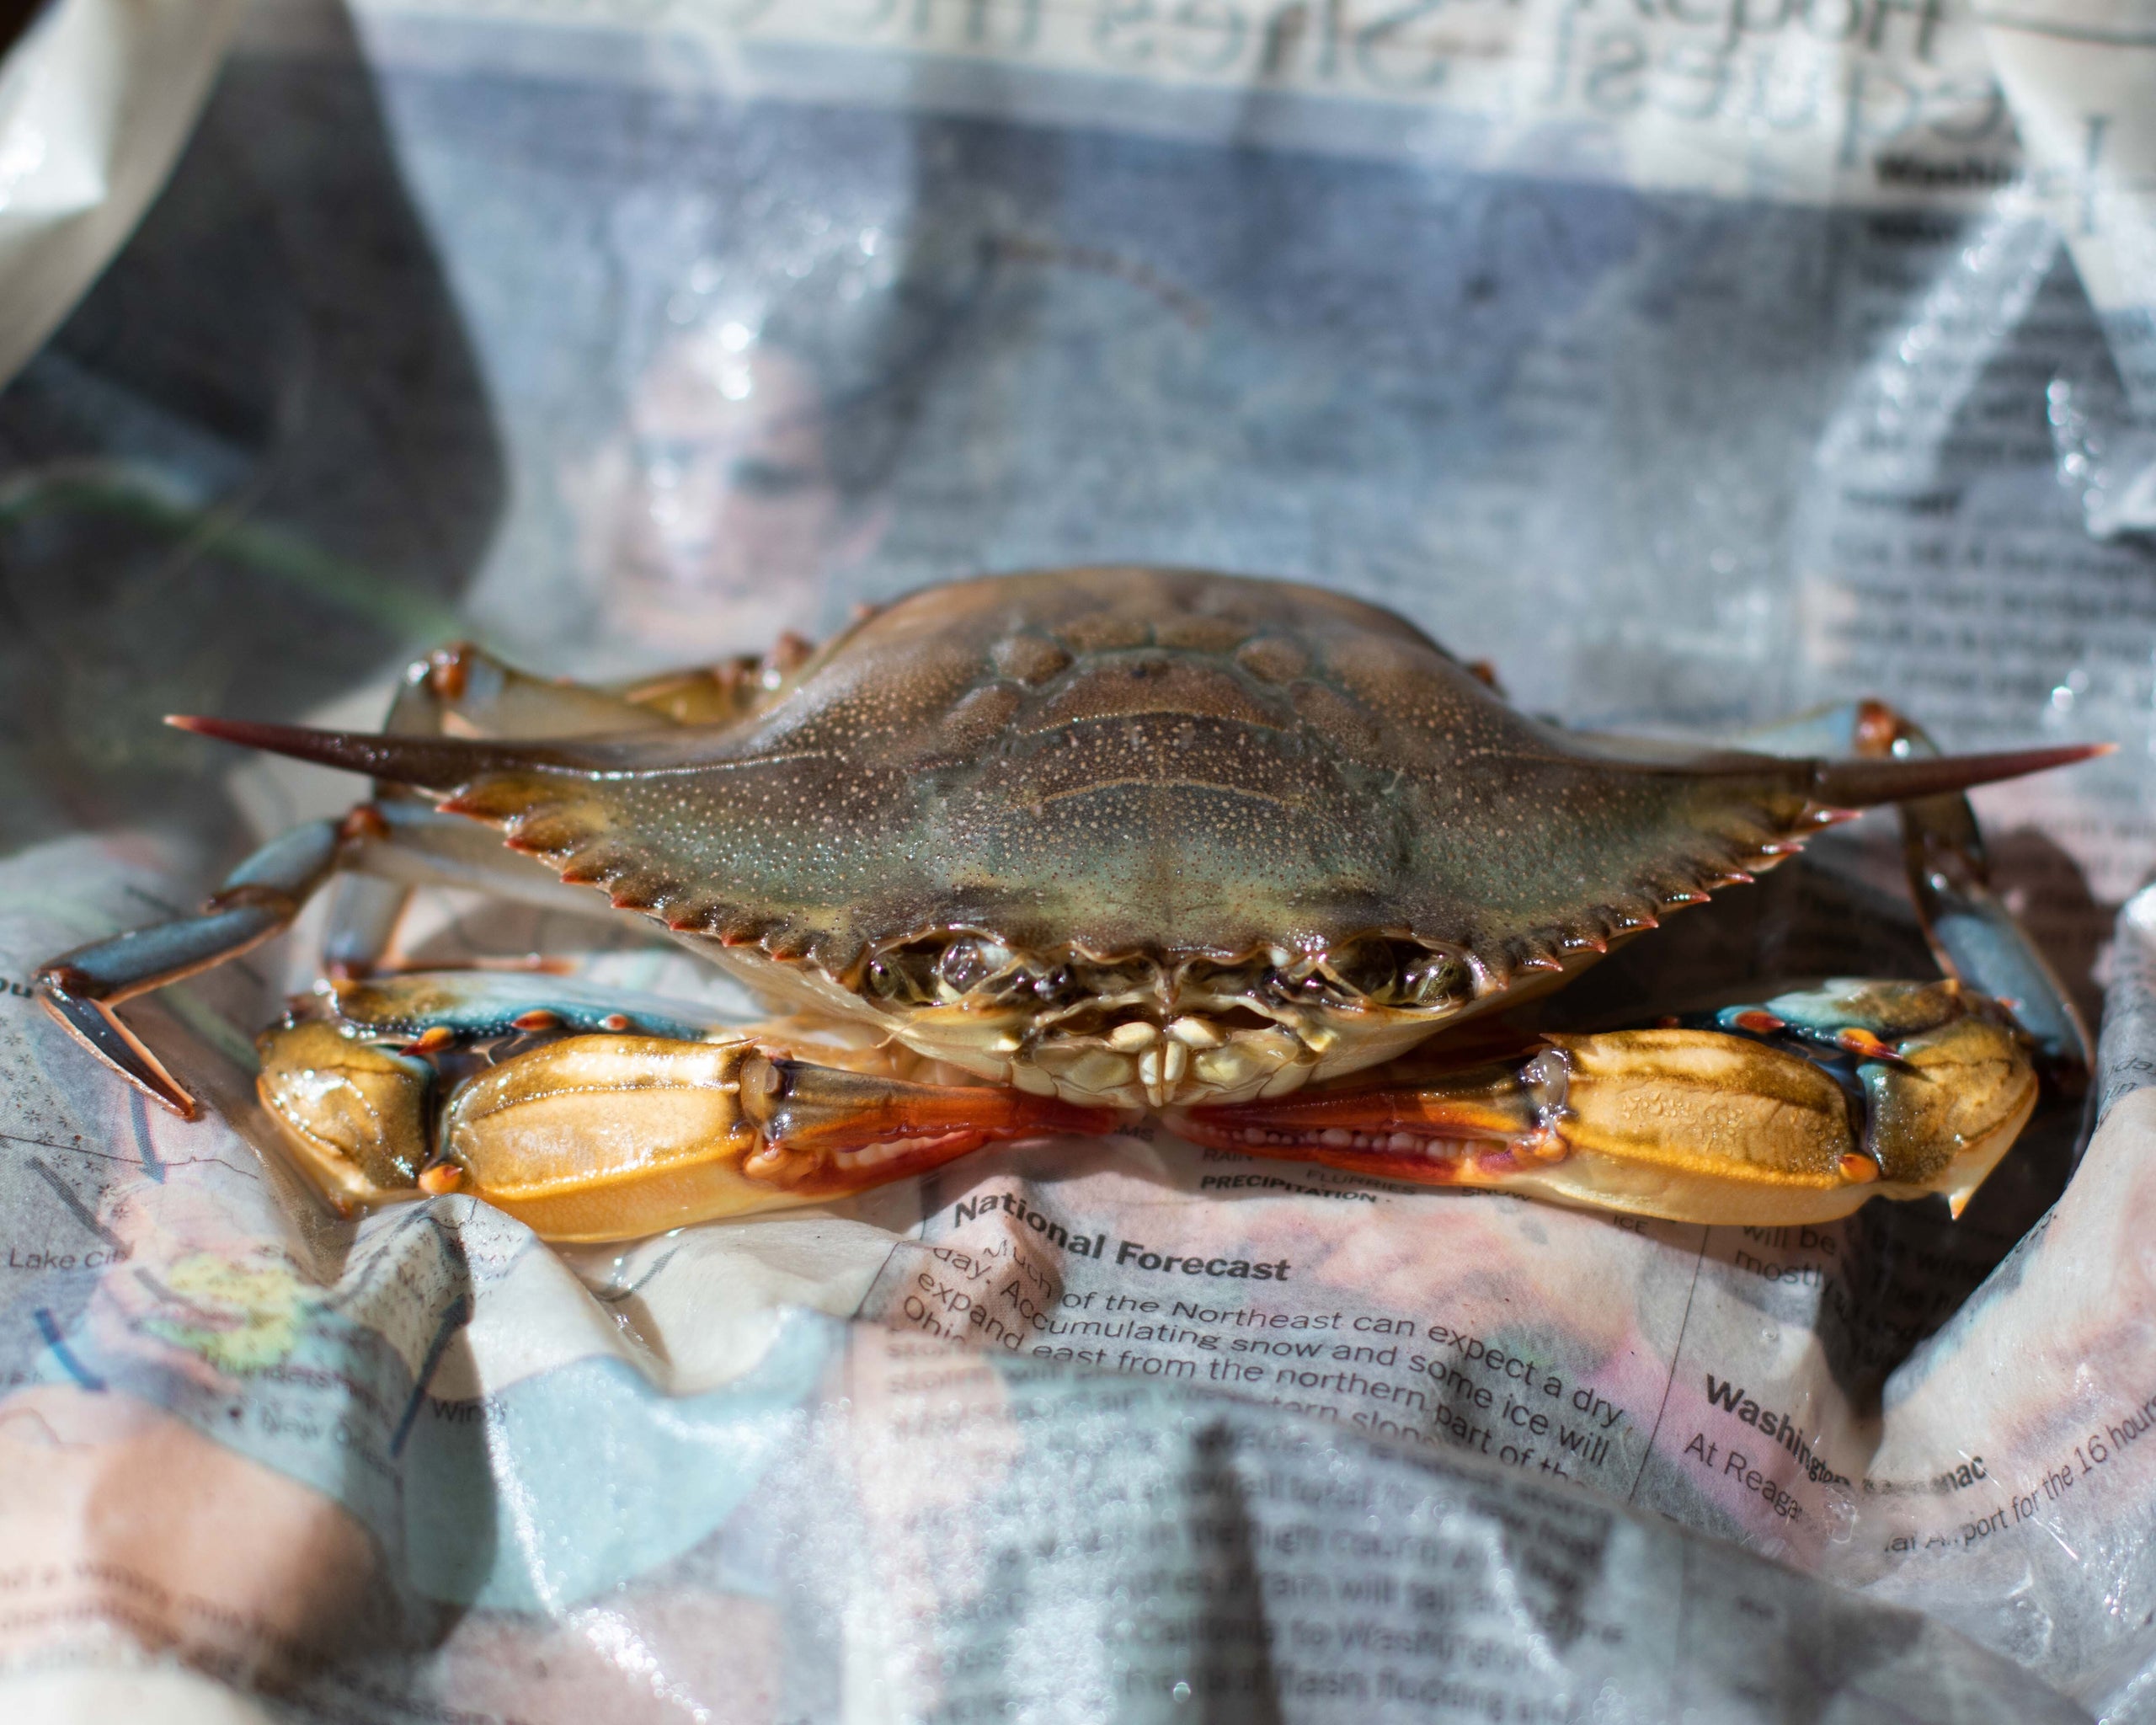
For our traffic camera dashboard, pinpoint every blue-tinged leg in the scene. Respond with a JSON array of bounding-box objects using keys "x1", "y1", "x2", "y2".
[
  {"x1": 318, "y1": 643, "x2": 675, "y2": 980},
  {"x1": 40, "y1": 643, "x2": 706, "y2": 1119},
  {"x1": 1734, "y1": 700, "x2": 2090, "y2": 1081},
  {"x1": 35, "y1": 820, "x2": 344, "y2": 1117},
  {"x1": 322, "y1": 874, "x2": 412, "y2": 981}
]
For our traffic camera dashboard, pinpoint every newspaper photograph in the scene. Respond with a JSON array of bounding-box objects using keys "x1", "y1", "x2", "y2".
[{"x1": 1, "y1": 0, "x2": 2154, "y2": 1717}]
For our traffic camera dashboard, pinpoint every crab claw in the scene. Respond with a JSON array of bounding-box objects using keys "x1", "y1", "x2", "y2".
[
  {"x1": 256, "y1": 1016, "x2": 1118, "y2": 1242},
  {"x1": 1177, "y1": 980, "x2": 2038, "y2": 1226},
  {"x1": 430, "y1": 1035, "x2": 1115, "y2": 1238}
]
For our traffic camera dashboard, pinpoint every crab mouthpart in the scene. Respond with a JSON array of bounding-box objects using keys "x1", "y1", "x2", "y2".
[{"x1": 1022, "y1": 1014, "x2": 1272, "y2": 1109}]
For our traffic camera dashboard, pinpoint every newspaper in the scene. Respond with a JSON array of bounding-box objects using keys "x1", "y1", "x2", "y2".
[{"x1": 2, "y1": 0, "x2": 2155, "y2": 1717}]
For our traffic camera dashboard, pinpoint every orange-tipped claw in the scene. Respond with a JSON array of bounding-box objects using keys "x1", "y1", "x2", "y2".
[{"x1": 1834, "y1": 1026, "x2": 1908, "y2": 1063}]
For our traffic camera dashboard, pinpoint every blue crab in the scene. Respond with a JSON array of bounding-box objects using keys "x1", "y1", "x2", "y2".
[{"x1": 35, "y1": 569, "x2": 2100, "y2": 1241}]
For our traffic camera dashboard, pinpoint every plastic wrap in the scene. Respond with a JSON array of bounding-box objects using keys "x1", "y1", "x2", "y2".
[{"x1": 0, "y1": 0, "x2": 244, "y2": 387}]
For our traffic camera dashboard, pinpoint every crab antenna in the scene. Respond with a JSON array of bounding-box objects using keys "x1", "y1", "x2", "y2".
[
  {"x1": 165, "y1": 716, "x2": 588, "y2": 788},
  {"x1": 1809, "y1": 743, "x2": 2111, "y2": 809}
]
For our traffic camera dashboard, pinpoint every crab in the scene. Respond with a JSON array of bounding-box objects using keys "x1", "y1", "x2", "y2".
[{"x1": 35, "y1": 569, "x2": 2101, "y2": 1242}]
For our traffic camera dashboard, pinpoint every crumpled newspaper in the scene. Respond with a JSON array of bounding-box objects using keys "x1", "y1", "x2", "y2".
[{"x1": 2, "y1": 0, "x2": 2155, "y2": 1719}]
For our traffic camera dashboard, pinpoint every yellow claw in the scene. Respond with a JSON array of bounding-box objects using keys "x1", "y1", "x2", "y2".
[
  {"x1": 440, "y1": 1034, "x2": 787, "y2": 1240},
  {"x1": 257, "y1": 1023, "x2": 787, "y2": 1234},
  {"x1": 255, "y1": 1022, "x2": 430, "y2": 1213},
  {"x1": 1181, "y1": 984, "x2": 2041, "y2": 1227},
  {"x1": 258, "y1": 1024, "x2": 1119, "y2": 1244},
  {"x1": 1860, "y1": 1012, "x2": 2039, "y2": 1217},
  {"x1": 1532, "y1": 1028, "x2": 1864, "y2": 1219},
  {"x1": 1514, "y1": 1006, "x2": 2037, "y2": 1225}
]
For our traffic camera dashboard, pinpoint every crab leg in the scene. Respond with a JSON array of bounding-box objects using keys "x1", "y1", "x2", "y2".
[
  {"x1": 33, "y1": 802, "x2": 620, "y2": 1119},
  {"x1": 38, "y1": 643, "x2": 711, "y2": 1114},
  {"x1": 35, "y1": 819, "x2": 345, "y2": 1116},
  {"x1": 438, "y1": 1039, "x2": 1111, "y2": 1240},
  {"x1": 326, "y1": 642, "x2": 691, "y2": 979},
  {"x1": 1736, "y1": 699, "x2": 2090, "y2": 1077},
  {"x1": 1174, "y1": 979, "x2": 2036, "y2": 1226},
  {"x1": 253, "y1": 974, "x2": 1113, "y2": 1241}
]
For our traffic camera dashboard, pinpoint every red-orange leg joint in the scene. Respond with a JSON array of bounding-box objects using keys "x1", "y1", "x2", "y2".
[
  {"x1": 1834, "y1": 1026, "x2": 1909, "y2": 1064},
  {"x1": 427, "y1": 644, "x2": 475, "y2": 701},
  {"x1": 339, "y1": 804, "x2": 392, "y2": 843},
  {"x1": 1853, "y1": 698, "x2": 1904, "y2": 756}
]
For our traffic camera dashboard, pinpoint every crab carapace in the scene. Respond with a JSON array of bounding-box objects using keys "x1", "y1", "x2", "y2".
[{"x1": 36, "y1": 569, "x2": 2103, "y2": 1240}]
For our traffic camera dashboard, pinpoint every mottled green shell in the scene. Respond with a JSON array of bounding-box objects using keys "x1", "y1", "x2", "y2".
[{"x1": 449, "y1": 568, "x2": 1828, "y2": 985}]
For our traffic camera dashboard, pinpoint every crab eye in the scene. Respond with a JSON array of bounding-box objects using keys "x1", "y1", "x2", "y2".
[
  {"x1": 867, "y1": 948, "x2": 938, "y2": 1003},
  {"x1": 1400, "y1": 951, "x2": 1470, "y2": 1007},
  {"x1": 873, "y1": 937, "x2": 1025, "y2": 1005}
]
